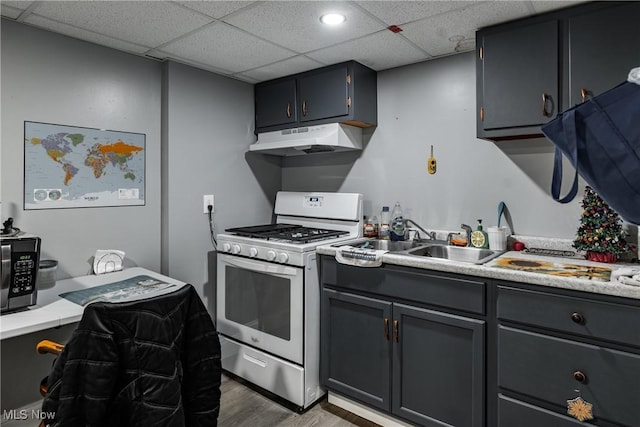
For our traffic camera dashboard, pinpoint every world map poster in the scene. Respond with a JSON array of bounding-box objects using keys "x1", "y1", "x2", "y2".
[{"x1": 24, "y1": 121, "x2": 145, "y2": 209}]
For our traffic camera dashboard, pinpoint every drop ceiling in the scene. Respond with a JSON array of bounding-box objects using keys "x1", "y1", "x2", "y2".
[{"x1": 1, "y1": 1, "x2": 585, "y2": 83}]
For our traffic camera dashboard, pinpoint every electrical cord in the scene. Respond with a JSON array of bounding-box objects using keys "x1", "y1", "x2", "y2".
[{"x1": 207, "y1": 204, "x2": 217, "y2": 249}]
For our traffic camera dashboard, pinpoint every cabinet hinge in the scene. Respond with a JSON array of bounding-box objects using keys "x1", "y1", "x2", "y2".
[
  {"x1": 346, "y1": 74, "x2": 351, "y2": 85},
  {"x1": 347, "y1": 96, "x2": 352, "y2": 108},
  {"x1": 480, "y1": 107, "x2": 484, "y2": 121},
  {"x1": 479, "y1": 47, "x2": 483, "y2": 60}
]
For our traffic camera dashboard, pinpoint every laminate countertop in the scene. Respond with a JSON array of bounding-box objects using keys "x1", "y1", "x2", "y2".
[{"x1": 317, "y1": 242, "x2": 640, "y2": 301}]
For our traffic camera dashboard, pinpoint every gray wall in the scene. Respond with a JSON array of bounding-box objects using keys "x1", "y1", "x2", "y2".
[
  {"x1": 162, "y1": 61, "x2": 280, "y2": 311},
  {"x1": 283, "y1": 52, "x2": 586, "y2": 239},
  {"x1": 1, "y1": 19, "x2": 162, "y2": 278}
]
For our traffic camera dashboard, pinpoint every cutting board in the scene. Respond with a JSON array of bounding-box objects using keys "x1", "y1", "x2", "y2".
[{"x1": 491, "y1": 257, "x2": 612, "y2": 281}]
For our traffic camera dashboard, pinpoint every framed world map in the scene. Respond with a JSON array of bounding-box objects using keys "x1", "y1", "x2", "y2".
[{"x1": 24, "y1": 121, "x2": 145, "y2": 209}]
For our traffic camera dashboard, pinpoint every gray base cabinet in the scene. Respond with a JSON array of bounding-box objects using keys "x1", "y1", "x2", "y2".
[
  {"x1": 320, "y1": 257, "x2": 486, "y2": 426},
  {"x1": 496, "y1": 285, "x2": 640, "y2": 426}
]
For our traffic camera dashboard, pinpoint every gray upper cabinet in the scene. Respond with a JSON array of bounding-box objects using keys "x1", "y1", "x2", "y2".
[
  {"x1": 255, "y1": 79, "x2": 297, "y2": 129},
  {"x1": 254, "y1": 61, "x2": 377, "y2": 134},
  {"x1": 478, "y1": 20, "x2": 558, "y2": 138},
  {"x1": 298, "y1": 65, "x2": 349, "y2": 123},
  {"x1": 476, "y1": 1, "x2": 640, "y2": 141},
  {"x1": 568, "y1": 2, "x2": 640, "y2": 106}
]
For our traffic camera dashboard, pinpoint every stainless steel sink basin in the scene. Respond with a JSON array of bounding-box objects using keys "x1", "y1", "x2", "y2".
[{"x1": 407, "y1": 244, "x2": 502, "y2": 264}]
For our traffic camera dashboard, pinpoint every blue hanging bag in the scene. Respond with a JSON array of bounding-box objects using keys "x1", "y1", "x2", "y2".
[{"x1": 541, "y1": 81, "x2": 640, "y2": 225}]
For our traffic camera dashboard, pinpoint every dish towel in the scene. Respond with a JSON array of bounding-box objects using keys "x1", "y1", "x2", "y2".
[
  {"x1": 611, "y1": 267, "x2": 640, "y2": 287},
  {"x1": 335, "y1": 247, "x2": 388, "y2": 267}
]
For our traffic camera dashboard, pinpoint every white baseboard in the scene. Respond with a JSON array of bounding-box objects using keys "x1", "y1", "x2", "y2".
[{"x1": 328, "y1": 392, "x2": 413, "y2": 427}]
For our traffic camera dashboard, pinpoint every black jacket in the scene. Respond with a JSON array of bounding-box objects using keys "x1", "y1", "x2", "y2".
[{"x1": 42, "y1": 284, "x2": 221, "y2": 427}]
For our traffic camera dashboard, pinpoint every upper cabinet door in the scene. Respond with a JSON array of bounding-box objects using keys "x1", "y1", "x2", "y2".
[
  {"x1": 298, "y1": 64, "x2": 350, "y2": 123},
  {"x1": 255, "y1": 79, "x2": 297, "y2": 129},
  {"x1": 568, "y1": 2, "x2": 640, "y2": 106},
  {"x1": 479, "y1": 20, "x2": 558, "y2": 133}
]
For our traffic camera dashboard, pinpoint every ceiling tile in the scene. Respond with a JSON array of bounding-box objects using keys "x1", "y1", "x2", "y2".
[
  {"x1": 158, "y1": 22, "x2": 296, "y2": 73},
  {"x1": 224, "y1": 1, "x2": 385, "y2": 53},
  {"x1": 28, "y1": 1, "x2": 213, "y2": 48},
  {"x1": 1, "y1": 4, "x2": 23, "y2": 19},
  {"x1": 176, "y1": 1, "x2": 258, "y2": 19},
  {"x1": 307, "y1": 30, "x2": 429, "y2": 71},
  {"x1": 401, "y1": 1, "x2": 530, "y2": 56},
  {"x1": 529, "y1": 1, "x2": 585, "y2": 14},
  {"x1": 355, "y1": 1, "x2": 471, "y2": 26},
  {"x1": 240, "y1": 55, "x2": 326, "y2": 82},
  {"x1": 23, "y1": 14, "x2": 151, "y2": 54}
]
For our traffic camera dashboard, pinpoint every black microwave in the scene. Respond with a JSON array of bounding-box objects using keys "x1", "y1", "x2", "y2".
[{"x1": 1, "y1": 234, "x2": 41, "y2": 313}]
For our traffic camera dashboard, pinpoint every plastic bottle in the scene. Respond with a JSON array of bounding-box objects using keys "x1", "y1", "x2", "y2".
[
  {"x1": 390, "y1": 202, "x2": 405, "y2": 241},
  {"x1": 379, "y1": 206, "x2": 391, "y2": 240}
]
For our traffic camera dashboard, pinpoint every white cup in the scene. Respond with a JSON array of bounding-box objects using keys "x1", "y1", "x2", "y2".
[{"x1": 487, "y1": 227, "x2": 509, "y2": 251}]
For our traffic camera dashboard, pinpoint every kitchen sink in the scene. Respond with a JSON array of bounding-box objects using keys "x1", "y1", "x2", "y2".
[{"x1": 406, "y1": 244, "x2": 502, "y2": 265}]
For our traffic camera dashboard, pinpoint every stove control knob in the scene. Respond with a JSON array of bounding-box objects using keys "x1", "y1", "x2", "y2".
[
  {"x1": 266, "y1": 250, "x2": 277, "y2": 261},
  {"x1": 221, "y1": 242, "x2": 231, "y2": 252},
  {"x1": 249, "y1": 247, "x2": 258, "y2": 257},
  {"x1": 231, "y1": 244, "x2": 241, "y2": 254},
  {"x1": 278, "y1": 253, "x2": 289, "y2": 263}
]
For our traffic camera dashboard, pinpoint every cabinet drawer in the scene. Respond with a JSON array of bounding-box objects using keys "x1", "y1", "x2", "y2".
[
  {"x1": 498, "y1": 395, "x2": 586, "y2": 427},
  {"x1": 498, "y1": 326, "x2": 640, "y2": 426},
  {"x1": 497, "y1": 285, "x2": 640, "y2": 347}
]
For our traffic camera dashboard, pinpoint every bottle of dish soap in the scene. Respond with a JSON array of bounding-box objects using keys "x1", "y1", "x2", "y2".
[
  {"x1": 390, "y1": 202, "x2": 405, "y2": 241},
  {"x1": 470, "y1": 219, "x2": 489, "y2": 249},
  {"x1": 379, "y1": 206, "x2": 391, "y2": 240}
]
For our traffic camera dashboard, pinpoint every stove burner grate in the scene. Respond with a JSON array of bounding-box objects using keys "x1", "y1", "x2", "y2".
[{"x1": 226, "y1": 224, "x2": 349, "y2": 244}]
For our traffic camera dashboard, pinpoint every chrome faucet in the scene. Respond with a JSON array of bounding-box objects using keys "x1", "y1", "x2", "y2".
[
  {"x1": 404, "y1": 219, "x2": 437, "y2": 241},
  {"x1": 460, "y1": 224, "x2": 472, "y2": 247}
]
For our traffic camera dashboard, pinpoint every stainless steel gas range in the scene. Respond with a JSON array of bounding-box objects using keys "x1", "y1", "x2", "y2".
[{"x1": 216, "y1": 191, "x2": 363, "y2": 409}]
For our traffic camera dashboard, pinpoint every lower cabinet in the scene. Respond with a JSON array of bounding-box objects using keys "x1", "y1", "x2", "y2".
[
  {"x1": 320, "y1": 259, "x2": 486, "y2": 427},
  {"x1": 496, "y1": 285, "x2": 640, "y2": 427}
]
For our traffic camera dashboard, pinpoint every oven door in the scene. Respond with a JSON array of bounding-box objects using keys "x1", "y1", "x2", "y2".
[{"x1": 217, "y1": 253, "x2": 304, "y2": 365}]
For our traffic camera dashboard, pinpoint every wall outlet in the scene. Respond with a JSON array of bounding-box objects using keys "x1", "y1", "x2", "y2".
[{"x1": 203, "y1": 195, "x2": 214, "y2": 214}]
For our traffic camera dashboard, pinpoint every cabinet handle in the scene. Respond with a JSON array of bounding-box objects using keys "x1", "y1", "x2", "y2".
[
  {"x1": 302, "y1": 100, "x2": 308, "y2": 117},
  {"x1": 541, "y1": 92, "x2": 552, "y2": 117},
  {"x1": 384, "y1": 317, "x2": 390, "y2": 341},
  {"x1": 571, "y1": 312, "x2": 585, "y2": 325},
  {"x1": 393, "y1": 320, "x2": 399, "y2": 343},
  {"x1": 480, "y1": 107, "x2": 484, "y2": 122},
  {"x1": 286, "y1": 102, "x2": 291, "y2": 118},
  {"x1": 580, "y1": 88, "x2": 589, "y2": 103},
  {"x1": 573, "y1": 370, "x2": 587, "y2": 383}
]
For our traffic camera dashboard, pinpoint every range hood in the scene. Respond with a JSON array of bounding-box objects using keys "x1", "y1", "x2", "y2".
[{"x1": 249, "y1": 123, "x2": 363, "y2": 156}]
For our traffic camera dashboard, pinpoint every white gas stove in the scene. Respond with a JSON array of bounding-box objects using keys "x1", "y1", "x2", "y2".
[{"x1": 216, "y1": 191, "x2": 362, "y2": 409}]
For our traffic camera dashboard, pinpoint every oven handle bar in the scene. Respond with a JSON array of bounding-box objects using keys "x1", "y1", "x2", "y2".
[{"x1": 221, "y1": 255, "x2": 300, "y2": 277}]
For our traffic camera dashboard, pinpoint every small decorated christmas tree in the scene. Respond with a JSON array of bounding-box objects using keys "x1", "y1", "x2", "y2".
[{"x1": 573, "y1": 186, "x2": 629, "y2": 263}]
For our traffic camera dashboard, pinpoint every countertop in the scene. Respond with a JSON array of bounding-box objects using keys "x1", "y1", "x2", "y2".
[
  {"x1": 317, "y1": 242, "x2": 640, "y2": 301},
  {"x1": 0, "y1": 267, "x2": 186, "y2": 340}
]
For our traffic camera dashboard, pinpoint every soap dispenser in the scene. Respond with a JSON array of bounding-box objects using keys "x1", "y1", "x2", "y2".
[{"x1": 470, "y1": 219, "x2": 489, "y2": 249}]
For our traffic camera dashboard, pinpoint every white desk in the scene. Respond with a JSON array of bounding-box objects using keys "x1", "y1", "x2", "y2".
[{"x1": 0, "y1": 267, "x2": 186, "y2": 340}]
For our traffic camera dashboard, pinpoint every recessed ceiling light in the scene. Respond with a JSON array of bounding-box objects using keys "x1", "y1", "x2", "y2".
[{"x1": 320, "y1": 13, "x2": 346, "y2": 26}]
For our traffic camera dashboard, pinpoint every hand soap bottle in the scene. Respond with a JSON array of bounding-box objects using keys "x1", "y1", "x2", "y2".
[{"x1": 470, "y1": 219, "x2": 489, "y2": 249}]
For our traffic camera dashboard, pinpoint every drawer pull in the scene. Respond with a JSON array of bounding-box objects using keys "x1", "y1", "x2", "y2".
[
  {"x1": 571, "y1": 312, "x2": 585, "y2": 324},
  {"x1": 573, "y1": 370, "x2": 587, "y2": 383}
]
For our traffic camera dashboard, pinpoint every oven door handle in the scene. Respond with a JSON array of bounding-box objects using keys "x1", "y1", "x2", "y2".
[{"x1": 221, "y1": 255, "x2": 300, "y2": 277}]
